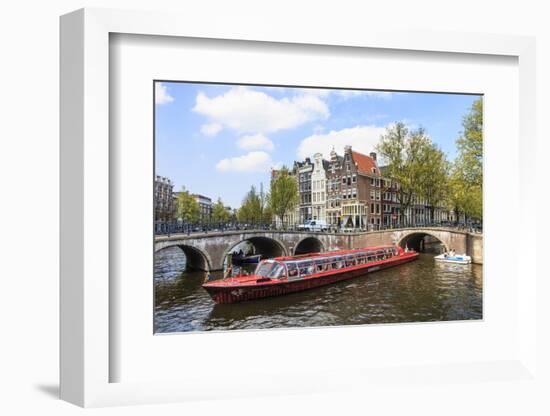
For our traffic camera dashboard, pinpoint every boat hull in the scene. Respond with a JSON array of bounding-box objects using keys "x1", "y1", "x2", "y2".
[
  {"x1": 434, "y1": 254, "x2": 471, "y2": 264},
  {"x1": 203, "y1": 252, "x2": 418, "y2": 304}
]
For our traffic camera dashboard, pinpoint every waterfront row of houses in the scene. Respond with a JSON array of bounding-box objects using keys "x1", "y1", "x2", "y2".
[
  {"x1": 274, "y1": 146, "x2": 462, "y2": 230},
  {"x1": 157, "y1": 145, "x2": 463, "y2": 229},
  {"x1": 154, "y1": 175, "x2": 213, "y2": 221}
]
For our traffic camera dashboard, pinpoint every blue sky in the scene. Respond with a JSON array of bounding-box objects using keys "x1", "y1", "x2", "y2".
[{"x1": 155, "y1": 82, "x2": 480, "y2": 209}]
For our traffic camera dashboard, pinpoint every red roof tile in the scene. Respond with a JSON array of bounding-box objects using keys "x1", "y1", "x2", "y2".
[{"x1": 351, "y1": 151, "x2": 379, "y2": 176}]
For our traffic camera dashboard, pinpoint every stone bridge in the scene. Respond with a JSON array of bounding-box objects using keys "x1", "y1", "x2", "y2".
[{"x1": 154, "y1": 228, "x2": 483, "y2": 271}]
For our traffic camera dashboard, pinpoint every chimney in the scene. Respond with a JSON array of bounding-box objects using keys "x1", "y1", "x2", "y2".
[{"x1": 369, "y1": 152, "x2": 377, "y2": 161}]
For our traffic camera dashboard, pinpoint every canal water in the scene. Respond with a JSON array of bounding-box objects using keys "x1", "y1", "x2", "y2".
[{"x1": 154, "y1": 247, "x2": 482, "y2": 333}]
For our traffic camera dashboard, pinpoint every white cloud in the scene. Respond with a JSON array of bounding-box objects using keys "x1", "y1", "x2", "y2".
[
  {"x1": 193, "y1": 86, "x2": 329, "y2": 135},
  {"x1": 216, "y1": 151, "x2": 274, "y2": 172},
  {"x1": 336, "y1": 90, "x2": 394, "y2": 99},
  {"x1": 237, "y1": 134, "x2": 275, "y2": 151},
  {"x1": 296, "y1": 88, "x2": 393, "y2": 100},
  {"x1": 155, "y1": 82, "x2": 174, "y2": 105},
  {"x1": 200, "y1": 122, "x2": 222, "y2": 136},
  {"x1": 297, "y1": 125, "x2": 388, "y2": 160}
]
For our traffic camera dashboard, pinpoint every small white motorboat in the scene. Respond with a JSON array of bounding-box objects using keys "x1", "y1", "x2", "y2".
[{"x1": 434, "y1": 253, "x2": 472, "y2": 264}]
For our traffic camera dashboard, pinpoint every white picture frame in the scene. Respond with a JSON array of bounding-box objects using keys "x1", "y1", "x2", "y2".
[{"x1": 60, "y1": 8, "x2": 538, "y2": 407}]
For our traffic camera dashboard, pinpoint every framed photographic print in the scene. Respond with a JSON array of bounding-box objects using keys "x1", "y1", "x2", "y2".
[
  {"x1": 153, "y1": 81, "x2": 483, "y2": 334},
  {"x1": 60, "y1": 8, "x2": 538, "y2": 408}
]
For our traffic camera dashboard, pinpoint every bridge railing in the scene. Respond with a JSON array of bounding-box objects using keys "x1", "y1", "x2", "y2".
[{"x1": 154, "y1": 220, "x2": 482, "y2": 236}]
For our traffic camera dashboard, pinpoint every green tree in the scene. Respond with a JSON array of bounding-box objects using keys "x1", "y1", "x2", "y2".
[
  {"x1": 268, "y1": 167, "x2": 299, "y2": 229},
  {"x1": 377, "y1": 123, "x2": 428, "y2": 225},
  {"x1": 448, "y1": 160, "x2": 482, "y2": 222},
  {"x1": 457, "y1": 98, "x2": 483, "y2": 188},
  {"x1": 229, "y1": 208, "x2": 238, "y2": 223},
  {"x1": 258, "y1": 182, "x2": 273, "y2": 224},
  {"x1": 237, "y1": 186, "x2": 263, "y2": 223},
  {"x1": 261, "y1": 205, "x2": 273, "y2": 224},
  {"x1": 417, "y1": 141, "x2": 449, "y2": 223},
  {"x1": 176, "y1": 187, "x2": 200, "y2": 223},
  {"x1": 449, "y1": 98, "x2": 483, "y2": 221},
  {"x1": 211, "y1": 197, "x2": 230, "y2": 223}
]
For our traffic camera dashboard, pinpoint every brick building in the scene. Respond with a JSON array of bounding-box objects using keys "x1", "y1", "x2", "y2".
[
  {"x1": 295, "y1": 158, "x2": 314, "y2": 223},
  {"x1": 280, "y1": 145, "x2": 460, "y2": 230},
  {"x1": 326, "y1": 149, "x2": 344, "y2": 227},
  {"x1": 326, "y1": 146, "x2": 383, "y2": 229}
]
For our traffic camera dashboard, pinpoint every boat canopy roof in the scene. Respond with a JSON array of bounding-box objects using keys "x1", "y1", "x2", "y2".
[
  {"x1": 254, "y1": 246, "x2": 400, "y2": 279},
  {"x1": 279, "y1": 246, "x2": 398, "y2": 267}
]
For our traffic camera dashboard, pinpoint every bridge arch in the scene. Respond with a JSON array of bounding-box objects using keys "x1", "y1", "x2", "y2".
[
  {"x1": 222, "y1": 235, "x2": 288, "y2": 268},
  {"x1": 294, "y1": 236, "x2": 324, "y2": 255},
  {"x1": 169, "y1": 244, "x2": 212, "y2": 271},
  {"x1": 397, "y1": 231, "x2": 448, "y2": 253},
  {"x1": 154, "y1": 243, "x2": 213, "y2": 272}
]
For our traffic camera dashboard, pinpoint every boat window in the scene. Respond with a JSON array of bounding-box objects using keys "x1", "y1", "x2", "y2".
[
  {"x1": 298, "y1": 261, "x2": 314, "y2": 276},
  {"x1": 256, "y1": 261, "x2": 286, "y2": 279},
  {"x1": 255, "y1": 261, "x2": 275, "y2": 277},
  {"x1": 271, "y1": 263, "x2": 287, "y2": 279},
  {"x1": 287, "y1": 263, "x2": 298, "y2": 278}
]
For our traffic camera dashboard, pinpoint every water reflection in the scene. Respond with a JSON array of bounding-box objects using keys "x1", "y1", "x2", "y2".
[{"x1": 154, "y1": 246, "x2": 482, "y2": 333}]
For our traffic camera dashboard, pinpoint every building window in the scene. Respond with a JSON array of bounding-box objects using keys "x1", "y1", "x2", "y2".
[{"x1": 352, "y1": 174, "x2": 357, "y2": 183}]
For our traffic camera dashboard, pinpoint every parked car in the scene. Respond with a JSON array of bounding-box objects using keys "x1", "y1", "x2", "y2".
[{"x1": 297, "y1": 219, "x2": 328, "y2": 232}]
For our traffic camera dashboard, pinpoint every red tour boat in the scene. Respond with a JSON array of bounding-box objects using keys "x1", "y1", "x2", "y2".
[{"x1": 202, "y1": 245, "x2": 418, "y2": 304}]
